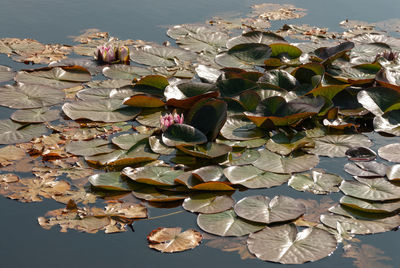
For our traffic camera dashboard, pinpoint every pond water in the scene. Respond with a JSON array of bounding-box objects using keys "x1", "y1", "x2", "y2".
[{"x1": 1, "y1": 0, "x2": 400, "y2": 267}]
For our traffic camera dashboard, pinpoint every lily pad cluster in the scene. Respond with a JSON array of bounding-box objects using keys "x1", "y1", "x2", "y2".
[{"x1": 1, "y1": 3, "x2": 400, "y2": 265}]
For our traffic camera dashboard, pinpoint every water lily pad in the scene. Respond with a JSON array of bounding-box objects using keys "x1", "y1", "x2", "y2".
[
  {"x1": 62, "y1": 99, "x2": 141, "y2": 122},
  {"x1": 339, "y1": 177, "x2": 400, "y2": 201},
  {"x1": 176, "y1": 31, "x2": 228, "y2": 53},
  {"x1": 88, "y1": 172, "x2": 136, "y2": 191},
  {"x1": 186, "y1": 98, "x2": 227, "y2": 140},
  {"x1": 357, "y1": 86, "x2": 400, "y2": 116},
  {"x1": 314, "y1": 41, "x2": 354, "y2": 65},
  {"x1": 226, "y1": 31, "x2": 286, "y2": 49},
  {"x1": 175, "y1": 171, "x2": 234, "y2": 191},
  {"x1": 0, "y1": 119, "x2": 47, "y2": 144},
  {"x1": 177, "y1": 143, "x2": 232, "y2": 159},
  {"x1": 66, "y1": 139, "x2": 114, "y2": 156},
  {"x1": 386, "y1": 164, "x2": 400, "y2": 182},
  {"x1": 123, "y1": 94, "x2": 165, "y2": 108},
  {"x1": 340, "y1": 195, "x2": 400, "y2": 213},
  {"x1": 288, "y1": 169, "x2": 343, "y2": 194},
  {"x1": 15, "y1": 66, "x2": 91, "y2": 89},
  {"x1": 225, "y1": 148, "x2": 261, "y2": 166},
  {"x1": 183, "y1": 193, "x2": 234, "y2": 214},
  {"x1": 306, "y1": 134, "x2": 372, "y2": 158},
  {"x1": 234, "y1": 195, "x2": 306, "y2": 224},
  {"x1": 167, "y1": 24, "x2": 216, "y2": 39},
  {"x1": 130, "y1": 45, "x2": 196, "y2": 67},
  {"x1": 253, "y1": 149, "x2": 319, "y2": 174},
  {"x1": 215, "y1": 43, "x2": 272, "y2": 69},
  {"x1": 132, "y1": 185, "x2": 187, "y2": 202},
  {"x1": 345, "y1": 147, "x2": 376, "y2": 162},
  {"x1": 344, "y1": 161, "x2": 387, "y2": 177},
  {"x1": 136, "y1": 108, "x2": 163, "y2": 128},
  {"x1": 378, "y1": 143, "x2": 400, "y2": 163},
  {"x1": 258, "y1": 70, "x2": 299, "y2": 91},
  {"x1": 111, "y1": 133, "x2": 149, "y2": 150},
  {"x1": 149, "y1": 136, "x2": 175, "y2": 155},
  {"x1": 245, "y1": 96, "x2": 325, "y2": 127},
  {"x1": 162, "y1": 124, "x2": 207, "y2": 147},
  {"x1": 85, "y1": 146, "x2": 158, "y2": 166},
  {"x1": 197, "y1": 209, "x2": 265, "y2": 236},
  {"x1": 165, "y1": 82, "x2": 219, "y2": 109},
  {"x1": 223, "y1": 165, "x2": 289, "y2": 188},
  {"x1": 102, "y1": 65, "x2": 152, "y2": 80},
  {"x1": 76, "y1": 88, "x2": 136, "y2": 101},
  {"x1": 122, "y1": 166, "x2": 183, "y2": 186},
  {"x1": 266, "y1": 132, "x2": 313, "y2": 156},
  {"x1": 220, "y1": 115, "x2": 265, "y2": 141},
  {"x1": 0, "y1": 83, "x2": 64, "y2": 109},
  {"x1": 147, "y1": 227, "x2": 202, "y2": 253},
  {"x1": 216, "y1": 137, "x2": 267, "y2": 148},
  {"x1": 247, "y1": 224, "x2": 337, "y2": 264},
  {"x1": 0, "y1": 65, "x2": 15, "y2": 82},
  {"x1": 11, "y1": 108, "x2": 60, "y2": 123},
  {"x1": 320, "y1": 212, "x2": 400, "y2": 235}
]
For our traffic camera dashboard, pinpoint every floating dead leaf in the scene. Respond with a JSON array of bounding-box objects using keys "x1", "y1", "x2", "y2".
[
  {"x1": 0, "y1": 145, "x2": 26, "y2": 166},
  {"x1": 251, "y1": 3, "x2": 306, "y2": 21},
  {"x1": 38, "y1": 202, "x2": 147, "y2": 233},
  {"x1": 52, "y1": 185, "x2": 97, "y2": 205},
  {"x1": 205, "y1": 236, "x2": 255, "y2": 260},
  {"x1": 69, "y1": 28, "x2": 109, "y2": 43},
  {"x1": 343, "y1": 242, "x2": 393, "y2": 268},
  {"x1": 0, "y1": 155, "x2": 38, "y2": 173},
  {"x1": 147, "y1": 227, "x2": 202, "y2": 253},
  {"x1": 5, "y1": 177, "x2": 70, "y2": 203},
  {"x1": 298, "y1": 197, "x2": 336, "y2": 223}
]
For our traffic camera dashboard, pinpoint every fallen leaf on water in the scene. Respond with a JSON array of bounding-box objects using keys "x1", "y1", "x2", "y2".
[
  {"x1": 343, "y1": 242, "x2": 393, "y2": 268},
  {"x1": 205, "y1": 236, "x2": 255, "y2": 260},
  {"x1": 0, "y1": 145, "x2": 26, "y2": 166},
  {"x1": 147, "y1": 227, "x2": 202, "y2": 253}
]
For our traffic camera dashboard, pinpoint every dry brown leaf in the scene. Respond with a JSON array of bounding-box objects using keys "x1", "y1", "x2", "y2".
[
  {"x1": 343, "y1": 243, "x2": 393, "y2": 268},
  {"x1": 251, "y1": 4, "x2": 306, "y2": 21},
  {"x1": 297, "y1": 197, "x2": 336, "y2": 223},
  {"x1": 205, "y1": 236, "x2": 255, "y2": 260},
  {"x1": 147, "y1": 227, "x2": 202, "y2": 253},
  {"x1": 0, "y1": 155, "x2": 38, "y2": 173},
  {"x1": 69, "y1": 29, "x2": 109, "y2": 43},
  {"x1": 0, "y1": 145, "x2": 26, "y2": 166},
  {"x1": 6, "y1": 177, "x2": 70, "y2": 202},
  {"x1": 38, "y1": 202, "x2": 147, "y2": 233},
  {"x1": 52, "y1": 185, "x2": 97, "y2": 205}
]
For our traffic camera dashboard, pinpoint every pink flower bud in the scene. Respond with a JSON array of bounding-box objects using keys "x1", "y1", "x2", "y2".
[
  {"x1": 118, "y1": 46, "x2": 130, "y2": 64},
  {"x1": 95, "y1": 44, "x2": 116, "y2": 63},
  {"x1": 160, "y1": 112, "x2": 184, "y2": 131}
]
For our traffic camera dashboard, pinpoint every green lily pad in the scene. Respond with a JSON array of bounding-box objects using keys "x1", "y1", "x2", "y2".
[
  {"x1": 197, "y1": 209, "x2": 265, "y2": 236},
  {"x1": 215, "y1": 43, "x2": 272, "y2": 69},
  {"x1": 111, "y1": 133, "x2": 149, "y2": 150},
  {"x1": 130, "y1": 45, "x2": 196, "y2": 67},
  {"x1": 10, "y1": 108, "x2": 60, "y2": 123},
  {"x1": 133, "y1": 75, "x2": 169, "y2": 96},
  {"x1": 183, "y1": 193, "x2": 234, "y2": 214},
  {"x1": 314, "y1": 41, "x2": 354, "y2": 65},
  {"x1": 102, "y1": 64, "x2": 152, "y2": 80},
  {"x1": 223, "y1": 165, "x2": 289, "y2": 188},
  {"x1": 226, "y1": 31, "x2": 286, "y2": 49},
  {"x1": 176, "y1": 31, "x2": 228, "y2": 53},
  {"x1": 165, "y1": 82, "x2": 219, "y2": 109},
  {"x1": 378, "y1": 143, "x2": 400, "y2": 163},
  {"x1": 88, "y1": 172, "x2": 137, "y2": 191},
  {"x1": 291, "y1": 63, "x2": 324, "y2": 93},
  {"x1": 320, "y1": 212, "x2": 400, "y2": 235},
  {"x1": 177, "y1": 142, "x2": 232, "y2": 159},
  {"x1": 76, "y1": 88, "x2": 136, "y2": 101},
  {"x1": 288, "y1": 169, "x2": 343, "y2": 194},
  {"x1": 123, "y1": 94, "x2": 165, "y2": 108},
  {"x1": 15, "y1": 66, "x2": 91, "y2": 89},
  {"x1": 225, "y1": 148, "x2": 260, "y2": 166},
  {"x1": 132, "y1": 185, "x2": 187, "y2": 202},
  {"x1": 66, "y1": 138, "x2": 115, "y2": 156},
  {"x1": 167, "y1": 24, "x2": 216, "y2": 39},
  {"x1": 266, "y1": 132, "x2": 313, "y2": 156},
  {"x1": 234, "y1": 195, "x2": 306, "y2": 224},
  {"x1": 0, "y1": 83, "x2": 64, "y2": 109},
  {"x1": 85, "y1": 146, "x2": 158, "y2": 166},
  {"x1": 220, "y1": 115, "x2": 265, "y2": 141},
  {"x1": 136, "y1": 108, "x2": 163, "y2": 128},
  {"x1": 149, "y1": 136, "x2": 175, "y2": 155},
  {"x1": 175, "y1": 171, "x2": 235, "y2": 191},
  {"x1": 162, "y1": 124, "x2": 207, "y2": 147},
  {"x1": 357, "y1": 86, "x2": 400, "y2": 116},
  {"x1": 247, "y1": 224, "x2": 337, "y2": 264},
  {"x1": 0, "y1": 119, "x2": 47, "y2": 144},
  {"x1": 306, "y1": 134, "x2": 372, "y2": 158},
  {"x1": 122, "y1": 166, "x2": 183, "y2": 186},
  {"x1": 216, "y1": 137, "x2": 267, "y2": 148},
  {"x1": 340, "y1": 195, "x2": 400, "y2": 213},
  {"x1": 386, "y1": 164, "x2": 400, "y2": 182},
  {"x1": 339, "y1": 177, "x2": 400, "y2": 201},
  {"x1": 253, "y1": 149, "x2": 319, "y2": 174},
  {"x1": 0, "y1": 65, "x2": 15, "y2": 82},
  {"x1": 344, "y1": 161, "x2": 387, "y2": 177},
  {"x1": 62, "y1": 99, "x2": 141, "y2": 122},
  {"x1": 258, "y1": 69, "x2": 299, "y2": 91}
]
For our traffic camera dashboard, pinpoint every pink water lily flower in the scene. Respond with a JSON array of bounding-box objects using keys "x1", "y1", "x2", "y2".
[
  {"x1": 160, "y1": 112, "x2": 184, "y2": 131},
  {"x1": 118, "y1": 46, "x2": 130, "y2": 63},
  {"x1": 96, "y1": 44, "x2": 116, "y2": 63}
]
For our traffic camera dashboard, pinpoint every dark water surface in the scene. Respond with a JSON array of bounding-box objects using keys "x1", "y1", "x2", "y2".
[{"x1": 1, "y1": 0, "x2": 400, "y2": 267}]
